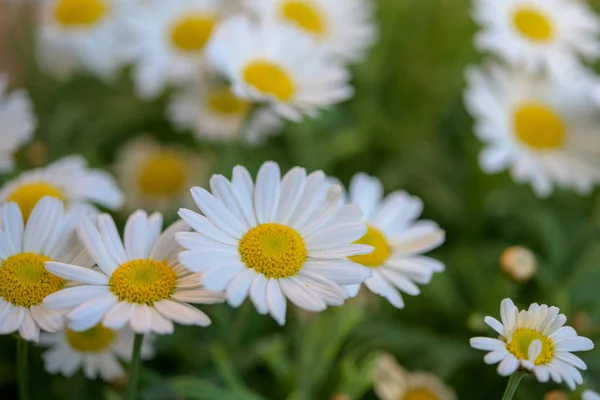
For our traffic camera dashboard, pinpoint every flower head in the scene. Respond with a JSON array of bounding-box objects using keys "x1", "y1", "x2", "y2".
[{"x1": 583, "y1": 391, "x2": 600, "y2": 400}]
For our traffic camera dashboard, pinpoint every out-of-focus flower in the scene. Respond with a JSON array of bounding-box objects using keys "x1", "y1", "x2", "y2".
[
  {"x1": 372, "y1": 353, "x2": 456, "y2": 400},
  {"x1": 123, "y1": 0, "x2": 223, "y2": 99},
  {"x1": 583, "y1": 391, "x2": 600, "y2": 400},
  {"x1": 25, "y1": 141, "x2": 49, "y2": 169},
  {"x1": 470, "y1": 298, "x2": 594, "y2": 390},
  {"x1": 44, "y1": 212, "x2": 225, "y2": 334},
  {"x1": 544, "y1": 389, "x2": 568, "y2": 400},
  {"x1": 342, "y1": 173, "x2": 445, "y2": 308},
  {"x1": 0, "y1": 197, "x2": 92, "y2": 342},
  {"x1": 0, "y1": 155, "x2": 123, "y2": 221},
  {"x1": 500, "y1": 246, "x2": 536, "y2": 283},
  {"x1": 37, "y1": 0, "x2": 128, "y2": 79},
  {"x1": 472, "y1": 0, "x2": 600, "y2": 76},
  {"x1": 206, "y1": 16, "x2": 353, "y2": 122},
  {"x1": 248, "y1": 0, "x2": 376, "y2": 63},
  {"x1": 40, "y1": 325, "x2": 153, "y2": 381},
  {"x1": 0, "y1": 74, "x2": 36, "y2": 173},
  {"x1": 176, "y1": 161, "x2": 372, "y2": 325},
  {"x1": 168, "y1": 81, "x2": 283, "y2": 145},
  {"x1": 464, "y1": 63, "x2": 600, "y2": 197},
  {"x1": 571, "y1": 312, "x2": 592, "y2": 336},
  {"x1": 114, "y1": 136, "x2": 211, "y2": 213}
]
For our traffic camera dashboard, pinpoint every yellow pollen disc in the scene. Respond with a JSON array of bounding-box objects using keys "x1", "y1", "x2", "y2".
[
  {"x1": 242, "y1": 61, "x2": 295, "y2": 101},
  {"x1": 280, "y1": 0, "x2": 326, "y2": 36},
  {"x1": 507, "y1": 328, "x2": 555, "y2": 365},
  {"x1": 403, "y1": 388, "x2": 439, "y2": 400},
  {"x1": 137, "y1": 152, "x2": 188, "y2": 196},
  {"x1": 66, "y1": 324, "x2": 116, "y2": 352},
  {"x1": 349, "y1": 225, "x2": 391, "y2": 267},
  {"x1": 54, "y1": 0, "x2": 108, "y2": 27},
  {"x1": 207, "y1": 89, "x2": 251, "y2": 116},
  {"x1": 512, "y1": 7, "x2": 554, "y2": 42},
  {"x1": 513, "y1": 103, "x2": 565, "y2": 150},
  {"x1": 0, "y1": 253, "x2": 64, "y2": 307},
  {"x1": 6, "y1": 182, "x2": 65, "y2": 222},
  {"x1": 109, "y1": 258, "x2": 177, "y2": 305},
  {"x1": 170, "y1": 14, "x2": 216, "y2": 52},
  {"x1": 238, "y1": 223, "x2": 307, "y2": 279}
]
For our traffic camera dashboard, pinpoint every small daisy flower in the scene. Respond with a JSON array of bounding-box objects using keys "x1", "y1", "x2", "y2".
[
  {"x1": 37, "y1": 0, "x2": 128, "y2": 79},
  {"x1": 123, "y1": 0, "x2": 223, "y2": 99},
  {"x1": 584, "y1": 391, "x2": 600, "y2": 400},
  {"x1": 0, "y1": 75, "x2": 36, "y2": 173},
  {"x1": 0, "y1": 197, "x2": 93, "y2": 342},
  {"x1": 206, "y1": 16, "x2": 354, "y2": 122},
  {"x1": 114, "y1": 136, "x2": 212, "y2": 213},
  {"x1": 342, "y1": 173, "x2": 445, "y2": 308},
  {"x1": 40, "y1": 325, "x2": 154, "y2": 381},
  {"x1": 44, "y1": 211, "x2": 224, "y2": 334},
  {"x1": 372, "y1": 353, "x2": 456, "y2": 400},
  {"x1": 464, "y1": 63, "x2": 600, "y2": 197},
  {"x1": 248, "y1": 0, "x2": 377, "y2": 63},
  {"x1": 472, "y1": 0, "x2": 600, "y2": 76},
  {"x1": 0, "y1": 155, "x2": 123, "y2": 221},
  {"x1": 470, "y1": 298, "x2": 594, "y2": 390},
  {"x1": 176, "y1": 161, "x2": 373, "y2": 325}
]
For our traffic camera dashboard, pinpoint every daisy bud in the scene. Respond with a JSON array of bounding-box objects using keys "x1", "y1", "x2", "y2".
[{"x1": 500, "y1": 246, "x2": 536, "y2": 283}]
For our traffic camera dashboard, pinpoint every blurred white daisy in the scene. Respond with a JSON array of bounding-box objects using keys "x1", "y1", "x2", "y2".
[
  {"x1": 0, "y1": 155, "x2": 123, "y2": 221},
  {"x1": 40, "y1": 325, "x2": 154, "y2": 381},
  {"x1": 123, "y1": 0, "x2": 222, "y2": 99},
  {"x1": 584, "y1": 391, "x2": 600, "y2": 400},
  {"x1": 472, "y1": 0, "x2": 600, "y2": 76},
  {"x1": 168, "y1": 81, "x2": 283, "y2": 145},
  {"x1": 464, "y1": 63, "x2": 600, "y2": 197},
  {"x1": 470, "y1": 298, "x2": 594, "y2": 390},
  {"x1": 342, "y1": 173, "x2": 445, "y2": 308},
  {"x1": 44, "y1": 211, "x2": 224, "y2": 334},
  {"x1": 206, "y1": 16, "x2": 353, "y2": 122},
  {"x1": 373, "y1": 353, "x2": 456, "y2": 400},
  {"x1": 176, "y1": 161, "x2": 372, "y2": 325},
  {"x1": 115, "y1": 136, "x2": 212, "y2": 213},
  {"x1": 248, "y1": 0, "x2": 376, "y2": 63},
  {"x1": 0, "y1": 75, "x2": 36, "y2": 173},
  {"x1": 37, "y1": 0, "x2": 128, "y2": 79},
  {"x1": 0, "y1": 197, "x2": 93, "y2": 342}
]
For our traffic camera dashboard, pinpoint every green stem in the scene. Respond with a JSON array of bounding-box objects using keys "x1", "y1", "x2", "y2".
[
  {"x1": 17, "y1": 338, "x2": 29, "y2": 400},
  {"x1": 127, "y1": 334, "x2": 144, "y2": 400},
  {"x1": 501, "y1": 371, "x2": 525, "y2": 400}
]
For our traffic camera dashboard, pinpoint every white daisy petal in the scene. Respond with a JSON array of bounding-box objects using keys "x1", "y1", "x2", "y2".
[
  {"x1": 266, "y1": 279, "x2": 286, "y2": 326},
  {"x1": 43, "y1": 285, "x2": 110, "y2": 309},
  {"x1": 44, "y1": 262, "x2": 109, "y2": 285}
]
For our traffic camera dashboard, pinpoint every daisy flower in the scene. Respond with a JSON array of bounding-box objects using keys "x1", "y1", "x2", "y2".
[
  {"x1": 248, "y1": 0, "x2": 377, "y2": 63},
  {"x1": 464, "y1": 63, "x2": 600, "y2": 197},
  {"x1": 114, "y1": 136, "x2": 212, "y2": 213},
  {"x1": 472, "y1": 0, "x2": 600, "y2": 76},
  {"x1": 372, "y1": 353, "x2": 456, "y2": 400},
  {"x1": 176, "y1": 161, "x2": 373, "y2": 325},
  {"x1": 123, "y1": 0, "x2": 223, "y2": 99},
  {"x1": 470, "y1": 298, "x2": 594, "y2": 390},
  {"x1": 206, "y1": 16, "x2": 354, "y2": 122},
  {"x1": 584, "y1": 391, "x2": 600, "y2": 400},
  {"x1": 168, "y1": 81, "x2": 283, "y2": 144},
  {"x1": 0, "y1": 197, "x2": 93, "y2": 342},
  {"x1": 0, "y1": 155, "x2": 123, "y2": 221},
  {"x1": 44, "y1": 211, "x2": 225, "y2": 334},
  {"x1": 40, "y1": 325, "x2": 154, "y2": 381},
  {"x1": 342, "y1": 173, "x2": 445, "y2": 308},
  {"x1": 0, "y1": 74, "x2": 36, "y2": 173},
  {"x1": 37, "y1": 0, "x2": 128, "y2": 79}
]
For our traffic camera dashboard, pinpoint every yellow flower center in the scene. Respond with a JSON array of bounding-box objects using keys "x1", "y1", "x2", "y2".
[
  {"x1": 242, "y1": 61, "x2": 295, "y2": 101},
  {"x1": 66, "y1": 324, "x2": 116, "y2": 352},
  {"x1": 207, "y1": 89, "x2": 251, "y2": 116},
  {"x1": 53, "y1": 0, "x2": 108, "y2": 27},
  {"x1": 402, "y1": 388, "x2": 439, "y2": 400},
  {"x1": 238, "y1": 223, "x2": 307, "y2": 279},
  {"x1": 513, "y1": 103, "x2": 565, "y2": 150},
  {"x1": 507, "y1": 328, "x2": 555, "y2": 365},
  {"x1": 169, "y1": 14, "x2": 217, "y2": 52},
  {"x1": 0, "y1": 253, "x2": 64, "y2": 307},
  {"x1": 349, "y1": 225, "x2": 391, "y2": 267},
  {"x1": 109, "y1": 258, "x2": 177, "y2": 305},
  {"x1": 137, "y1": 152, "x2": 188, "y2": 196},
  {"x1": 280, "y1": 0, "x2": 326, "y2": 36},
  {"x1": 6, "y1": 182, "x2": 65, "y2": 222},
  {"x1": 512, "y1": 7, "x2": 554, "y2": 42}
]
